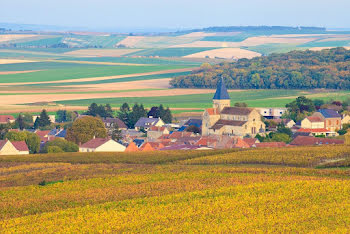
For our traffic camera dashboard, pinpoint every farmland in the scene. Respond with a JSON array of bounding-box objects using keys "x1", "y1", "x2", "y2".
[
  {"x1": 1, "y1": 145, "x2": 350, "y2": 232},
  {"x1": 0, "y1": 28, "x2": 350, "y2": 113}
]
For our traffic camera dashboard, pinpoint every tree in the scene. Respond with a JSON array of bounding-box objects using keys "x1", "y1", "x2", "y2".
[
  {"x1": 111, "y1": 125, "x2": 122, "y2": 141},
  {"x1": 117, "y1": 103, "x2": 131, "y2": 128},
  {"x1": 162, "y1": 107, "x2": 173, "y2": 123},
  {"x1": 86, "y1": 103, "x2": 99, "y2": 116},
  {"x1": 41, "y1": 138, "x2": 79, "y2": 153},
  {"x1": 105, "y1": 104, "x2": 114, "y2": 118},
  {"x1": 234, "y1": 102, "x2": 248, "y2": 107},
  {"x1": 285, "y1": 96, "x2": 315, "y2": 121},
  {"x1": 65, "y1": 116, "x2": 107, "y2": 144},
  {"x1": 271, "y1": 133, "x2": 292, "y2": 143},
  {"x1": 35, "y1": 109, "x2": 51, "y2": 128},
  {"x1": 276, "y1": 123, "x2": 292, "y2": 137},
  {"x1": 0, "y1": 124, "x2": 11, "y2": 140},
  {"x1": 15, "y1": 114, "x2": 26, "y2": 130}
]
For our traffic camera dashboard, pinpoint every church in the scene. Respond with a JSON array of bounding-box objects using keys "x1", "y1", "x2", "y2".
[{"x1": 202, "y1": 78, "x2": 265, "y2": 137}]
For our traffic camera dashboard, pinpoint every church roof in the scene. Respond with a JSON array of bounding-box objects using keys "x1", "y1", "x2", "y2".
[
  {"x1": 221, "y1": 107, "x2": 253, "y2": 116},
  {"x1": 210, "y1": 119, "x2": 247, "y2": 130},
  {"x1": 213, "y1": 77, "x2": 230, "y2": 100}
]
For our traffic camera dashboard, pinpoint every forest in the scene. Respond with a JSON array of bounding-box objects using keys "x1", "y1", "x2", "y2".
[{"x1": 170, "y1": 47, "x2": 350, "y2": 90}]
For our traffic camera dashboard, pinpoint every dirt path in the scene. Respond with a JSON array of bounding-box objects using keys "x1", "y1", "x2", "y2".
[{"x1": 0, "y1": 70, "x2": 42, "y2": 75}]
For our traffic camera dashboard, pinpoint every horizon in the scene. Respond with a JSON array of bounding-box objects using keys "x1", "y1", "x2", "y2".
[{"x1": 2, "y1": 0, "x2": 350, "y2": 32}]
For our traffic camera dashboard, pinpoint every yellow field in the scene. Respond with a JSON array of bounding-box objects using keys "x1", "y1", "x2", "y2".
[{"x1": 0, "y1": 145, "x2": 350, "y2": 232}]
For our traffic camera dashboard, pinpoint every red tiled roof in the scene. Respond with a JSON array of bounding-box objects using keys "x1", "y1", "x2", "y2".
[
  {"x1": 35, "y1": 130, "x2": 51, "y2": 138},
  {"x1": 169, "y1": 131, "x2": 192, "y2": 139},
  {"x1": 0, "y1": 115, "x2": 15, "y2": 123},
  {"x1": 149, "y1": 126, "x2": 166, "y2": 132},
  {"x1": 206, "y1": 108, "x2": 219, "y2": 115},
  {"x1": 242, "y1": 138, "x2": 259, "y2": 147},
  {"x1": 297, "y1": 128, "x2": 330, "y2": 133},
  {"x1": 306, "y1": 116, "x2": 323, "y2": 123},
  {"x1": 140, "y1": 142, "x2": 156, "y2": 151},
  {"x1": 81, "y1": 138, "x2": 110, "y2": 149},
  {"x1": 234, "y1": 138, "x2": 251, "y2": 148},
  {"x1": 256, "y1": 142, "x2": 287, "y2": 148},
  {"x1": 290, "y1": 136, "x2": 344, "y2": 146},
  {"x1": 125, "y1": 142, "x2": 139, "y2": 152},
  {"x1": 0, "y1": 140, "x2": 8, "y2": 150},
  {"x1": 11, "y1": 141, "x2": 29, "y2": 152}
]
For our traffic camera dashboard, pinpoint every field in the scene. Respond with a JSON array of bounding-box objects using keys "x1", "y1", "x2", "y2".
[
  {"x1": 1, "y1": 29, "x2": 350, "y2": 114},
  {"x1": 1, "y1": 145, "x2": 350, "y2": 232}
]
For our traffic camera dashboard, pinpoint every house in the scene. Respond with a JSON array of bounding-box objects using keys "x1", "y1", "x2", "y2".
[
  {"x1": 312, "y1": 109, "x2": 342, "y2": 132},
  {"x1": 273, "y1": 119, "x2": 296, "y2": 128},
  {"x1": 258, "y1": 108, "x2": 287, "y2": 119},
  {"x1": 147, "y1": 126, "x2": 170, "y2": 142},
  {"x1": 342, "y1": 114, "x2": 350, "y2": 125},
  {"x1": 297, "y1": 128, "x2": 338, "y2": 137},
  {"x1": 202, "y1": 78, "x2": 265, "y2": 137},
  {"x1": 103, "y1": 117, "x2": 127, "y2": 134},
  {"x1": 79, "y1": 138, "x2": 126, "y2": 152},
  {"x1": 0, "y1": 140, "x2": 29, "y2": 155},
  {"x1": 35, "y1": 130, "x2": 55, "y2": 143},
  {"x1": 301, "y1": 116, "x2": 324, "y2": 129},
  {"x1": 134, "y1": 117, "x2": 165, "y2": 131},
  {"x1": 0, "y1": 115, "x2": 15, "y2": 124},
  {"x1": 290, "y1": 136, "x2": 344, "y2": 146},
  {"x1": 33, "y1": 115, "x2": 56, "y2": 123}
]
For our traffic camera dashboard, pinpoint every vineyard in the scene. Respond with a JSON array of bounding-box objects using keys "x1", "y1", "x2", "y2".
[{"x1": 1, "y1": 145, "x2": 350, "y2": 232}]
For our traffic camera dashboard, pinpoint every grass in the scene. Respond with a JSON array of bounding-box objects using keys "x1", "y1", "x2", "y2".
[
  {"x1": 25, "y1": 71, "x2": 191, "y2": 87},
  {"x1": 0, "y1": 64, "x2": 192, "y2": 83},
  {"x1": 56, "y1": 89, "x2": 345, "y2": 108},
  {"x1": 1, "y1": 145, "x2": 350, "y2": 232}
]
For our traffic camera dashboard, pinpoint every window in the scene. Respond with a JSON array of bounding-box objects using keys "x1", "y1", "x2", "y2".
[{"x1": 328, "y1": 120, "x2": 331, "y2": 125}]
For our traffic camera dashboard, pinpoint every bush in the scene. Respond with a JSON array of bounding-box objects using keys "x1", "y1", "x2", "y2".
[
  {"x1": 47, "y1": 146, "x2": 64, "y2": 153},
  {"x1": 42, "y1": 138, "x2": 79, "y2": 153}
]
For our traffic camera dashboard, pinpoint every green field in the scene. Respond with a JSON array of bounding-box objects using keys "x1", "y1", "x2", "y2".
[
  {"x1": 0, "y1": 64, "x2": 192, "y2": 83},
  {"x1": 55, "y1": 89, "x2": 350, "y2": 108}
]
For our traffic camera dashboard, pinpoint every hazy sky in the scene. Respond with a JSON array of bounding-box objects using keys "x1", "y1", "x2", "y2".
[{"x1": 2, "y1": 0, "x2": 350, "y2": 30}]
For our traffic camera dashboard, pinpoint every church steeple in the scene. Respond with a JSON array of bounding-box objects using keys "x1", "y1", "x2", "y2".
[
  {"x1": 213, "y1": 77, "x2": 231, "y2": 112},
  {"x1": 213, "y1": 77, "x2": 230, "y2": 100}
]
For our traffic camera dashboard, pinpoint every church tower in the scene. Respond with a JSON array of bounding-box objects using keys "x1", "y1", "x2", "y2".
[{"x1": 213, "y1": 77, "x2": 230, "y2": 112}]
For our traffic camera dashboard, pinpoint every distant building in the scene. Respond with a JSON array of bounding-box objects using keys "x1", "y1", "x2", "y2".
[
  {"x1": 0, "y1": 140, "x2": 29, "y2": 155},
  {"x1": 147, "y1": 126, "x2": 170, "y2": 142},
  {"x1": 312, "y1": 109, "x2": 342, "y2": 132},
  {"x1": 0, "y1": 115, "x2": 15, "y2": 124},
  {"x1": 342, "y1": 114, "x2": 350, "y2": 125},
  {"x1": 258, "y1": 108, "x2": 287, "y2": 119},
  {"x1": 297, "y1": 128, "x2": 338, "y2": 137},
  {"x1": 79, "y1": 138, "x2": 126, "y2": 152},
  {"x1": 301, "y1": 116, "x2": 324, "y2": 129},
  {"x1": 202, "y1": 77, "x2": 265, "y2": 137},
  {"x1": 134, "y1": 117, "x2": 165, "y2": 131}
]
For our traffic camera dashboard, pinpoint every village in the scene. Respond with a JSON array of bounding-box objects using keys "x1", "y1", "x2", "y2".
[{"x1": 0, "y1": 78, "x2": 349, "y2": 155}]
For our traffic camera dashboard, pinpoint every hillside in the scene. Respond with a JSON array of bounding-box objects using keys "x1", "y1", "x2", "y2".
[
  {"x1": 1, "y1": 145, "x2": 350, "y2": 232},
  {"x1": 170, "y1": 47, "x2": 350, "y2": 90}
]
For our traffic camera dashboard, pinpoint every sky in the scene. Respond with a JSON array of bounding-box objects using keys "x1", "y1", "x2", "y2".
[{"x1": 2, "y1": 0, "x2": 350, "y2": 31}]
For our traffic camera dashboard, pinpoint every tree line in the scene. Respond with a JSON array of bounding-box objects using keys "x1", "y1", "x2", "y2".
[{"x1": 170, "y1": 47, "x2": 350, "y2": 90}]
